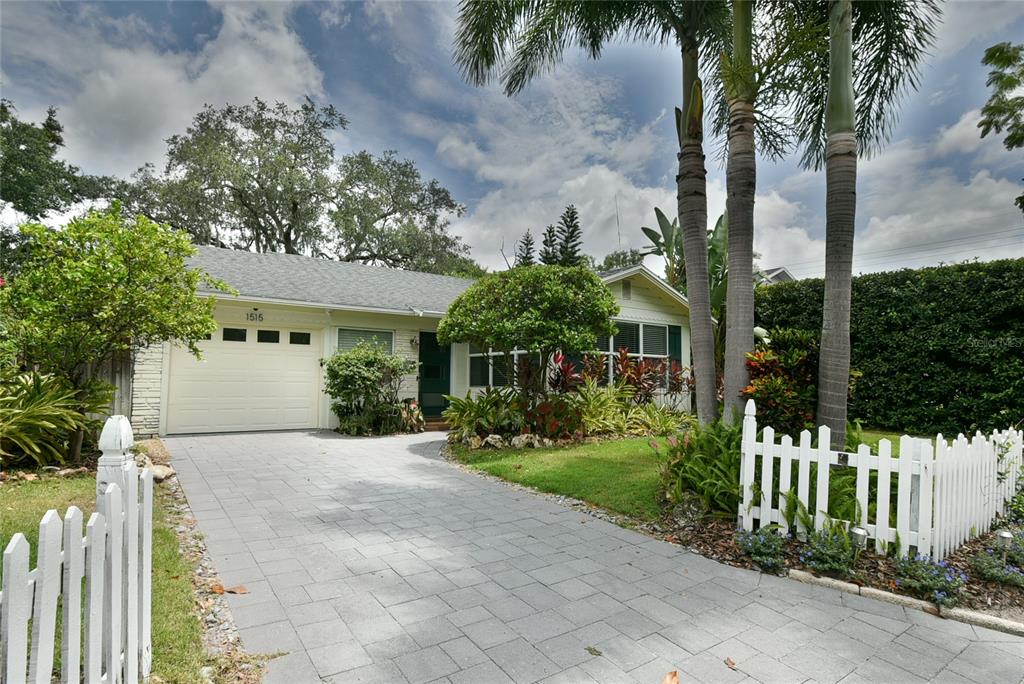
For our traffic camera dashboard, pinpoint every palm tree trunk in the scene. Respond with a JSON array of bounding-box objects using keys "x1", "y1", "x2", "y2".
[
  {"x1": 723, "y1": 0, "x2": 757, "y2": 423},
  {"x1": 678, "y1": 41, "x2": 718, "y2": 425},
  {"x1": 818, "y1": 0, "x2": 856, "y2": 449}
]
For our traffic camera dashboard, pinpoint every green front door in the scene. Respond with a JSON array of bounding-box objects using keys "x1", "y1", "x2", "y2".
[{"x1": 418, "y1": 332, "x2": 450, "y2": 418}]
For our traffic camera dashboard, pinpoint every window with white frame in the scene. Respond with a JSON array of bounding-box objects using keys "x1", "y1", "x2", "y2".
[
  {"x1": 468, "y1": 345, "x2": 542, "y2": 387},
  {"x1": 592, "y1": 321, "x2": 670, "y2": 383},
  {"x1": 337, "y1": 328, "x2": 394, "y2": 353}
]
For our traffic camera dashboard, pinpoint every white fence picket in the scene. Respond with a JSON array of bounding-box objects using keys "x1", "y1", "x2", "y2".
[
  {"x1": 777, "y1": 435, "x2": 794, "y2": 537},
  {"x1": 875, "y1": 440, "x2": 893, "y2": 554},
  {"x1": 896, "y1": 437, "x2": 913, "y2": 552},
  {"x1": 2, "y1": 535, "x2": 31, "y2": 684},
  {"x1": 0, "y1": 416, "x2": 153, "y2": 684},
  {"x1": 815, "y1": 426, "x2": 831, "y2": 530},
  {"x1": 61, "y1": 507, "x2": 85, "y2": 684},
  {"x1": 28, "y1": 511, "x2": 62, "y2": 684},
  {"x1": 797, "y1": 431, "x2": 812, "y2": 537},
  {"x1": 739, "y1": 401, "x2": 1022, "y2": 559},
  {"x1": 84, "y1": 512, "x2": 106, "y2": 684},
  {"x1": 760, "y1": 427, "x2": 775, "y2": 529}
]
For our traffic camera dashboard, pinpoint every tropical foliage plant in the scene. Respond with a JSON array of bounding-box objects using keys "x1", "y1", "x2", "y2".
[
  {"x1": 444, "y1": 388, "x2": 524, "y2": 441},
  {"x1": 655, "y1": 420, "x2": 744, "y2": 515},
  {"x1": 324, "y1": 341, "x2": 417, "y2": 435},
  {"x1": 741, "y1": 328, "x2": 820, "y2": 435},
  {"x1": 0, "y1": 372, "x2": 103, "y2": 467}
]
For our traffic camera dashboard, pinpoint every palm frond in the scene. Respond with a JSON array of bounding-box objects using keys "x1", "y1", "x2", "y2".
[{"x1": 789, "y1": 0, "x2": 941, "y2": 170}]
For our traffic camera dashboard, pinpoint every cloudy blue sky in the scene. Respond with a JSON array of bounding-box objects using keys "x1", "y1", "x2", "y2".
[{"x1": 2, "y1": 0, "x2": 1022, "y2": 276}]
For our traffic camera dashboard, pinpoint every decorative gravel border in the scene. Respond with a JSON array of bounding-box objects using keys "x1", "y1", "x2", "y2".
[{"x1": 441, "y1": 442, "x2": 1024, "y2": 639}]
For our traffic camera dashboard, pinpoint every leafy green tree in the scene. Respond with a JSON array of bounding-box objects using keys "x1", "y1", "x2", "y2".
[
  {"x1": 556, "y1": 204, "x2": 585, "y2": 266},
  {"x1": 0, "y1": 205, "x2": 230, "y2": 459},
  {"x1": 596, "y1": 248, "x2": 644, "y2": 272},
  {"x1": 978, "y1": 41, "x2": 1024, "y2": 213},
  {"x1": 539, "y1": 224, "x2": 559, "y2": 265},
  {"x1": 437, "y1": 265, "x2": 618, "y2": 370},
  {"x1": 329, "y1": 150, "x2": 474, "y2": 274},
  {"x1": 453, "y1": 0, "x2": 728, "y2": 425},
  {"x1": 152, "y1": 98, "x2": 344, "y2": 253},
  {"x1": 515, "y1": 230, "x2": 536, "y2": 266},
  {"x1": 0, "y1": 100, "x2": 80, "y2": 219},
  {"x1": 789, "y1": 0, "x2": 939, "y2": 447},
  {"x1": 113, "y1": 100, "x2": 479, "y2": 275}
]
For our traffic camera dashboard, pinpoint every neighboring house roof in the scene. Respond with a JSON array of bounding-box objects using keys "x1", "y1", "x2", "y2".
[
  {"x1": 759, "y1": 266, "x2": 795, "y2": 284},
  {"x1": 190, "y1": 246, "x2": 690, "y2": 318},
  {"x1": 599, "y1": 263, "x2": 691, "y2": 312},
  {"x1": 190, "y1": 246, "x2": 473, "y2": 316}
]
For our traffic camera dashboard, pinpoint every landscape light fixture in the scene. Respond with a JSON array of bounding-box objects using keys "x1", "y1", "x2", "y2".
[
  {"x1": 995, "y1": 529, "x2": 1014, "y2": 565},
  {"x1": 851, "y1": 527, "x2": 868, "y2": 549}
]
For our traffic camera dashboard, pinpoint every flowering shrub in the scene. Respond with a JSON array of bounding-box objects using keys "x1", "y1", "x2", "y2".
[
  {"x1": 894, "y1": 555, "x2": 967, "y2": 607},
  {"x1": 737, "y1": 526, "x2": 785, "y2": 574},
  {"x1": 971, "y1": 549, "x2": 1024, "y2": 589},
  {"x1": 800, "y1": 520, "x2": 856, "y2": 577}
]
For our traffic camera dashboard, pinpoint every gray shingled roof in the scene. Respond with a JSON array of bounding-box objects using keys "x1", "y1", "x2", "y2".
[{"x1": 190, "y1": 246, "x2": 474, "y2": 314}]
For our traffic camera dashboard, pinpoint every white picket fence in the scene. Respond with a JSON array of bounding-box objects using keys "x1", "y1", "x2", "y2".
[
  {"x1": 1, "y1": 416, "x2": 153, "y2": 684},
  {"x1": 739, "y1": 400, "x2": 1023, "y2": 559}
]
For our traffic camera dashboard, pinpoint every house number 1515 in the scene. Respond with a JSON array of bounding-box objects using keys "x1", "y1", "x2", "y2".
[{"x1": 246, "y1": 312, "x2": 264, "y2": 322}]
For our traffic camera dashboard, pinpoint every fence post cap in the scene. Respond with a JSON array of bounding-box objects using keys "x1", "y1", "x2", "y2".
[
  {"x1": 99, "y1": 415, "x2": 134, "y2": 453},
  {"x1": 744, "y1": 399, "x2": 756, "y2": 417}
]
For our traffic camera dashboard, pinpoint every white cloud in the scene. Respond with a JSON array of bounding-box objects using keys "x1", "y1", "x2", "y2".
[
  {"x1": 1, "y1": 2, "x2": 324, "y2": 177},
  {"x1": 933, "y1": 1, "x2": 1024, "y2": 59},
  {"x1": 936, "y1": 109, "x2": 985, "y2": 156}
]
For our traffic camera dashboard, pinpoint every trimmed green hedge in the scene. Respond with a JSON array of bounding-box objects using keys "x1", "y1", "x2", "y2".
[{"x1": 755, "y1": 259, "x2": 1024, "y2": 435}]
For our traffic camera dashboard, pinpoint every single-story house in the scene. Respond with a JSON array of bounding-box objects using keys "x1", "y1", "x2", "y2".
[{"x1": 128, "y1": 246, "x2": 692, "y2": 436}]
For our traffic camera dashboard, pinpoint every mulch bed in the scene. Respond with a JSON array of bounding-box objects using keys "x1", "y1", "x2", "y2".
[{"x1": 661, "y1": 510, "x2": 1024, "y2": 622}]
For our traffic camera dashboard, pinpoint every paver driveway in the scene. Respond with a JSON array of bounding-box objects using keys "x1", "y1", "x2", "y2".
[{"x1": 164, "y1": 431, "x2": 1024, "y2": 684}]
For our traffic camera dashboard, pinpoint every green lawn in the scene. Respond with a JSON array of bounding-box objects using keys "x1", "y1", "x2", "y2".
[
  {"x1": 452, "y1": 437, "x2": 663, "y2": 520},
  {"x1": 0, "y1": 475, "x2": 208, "y2": 682}
]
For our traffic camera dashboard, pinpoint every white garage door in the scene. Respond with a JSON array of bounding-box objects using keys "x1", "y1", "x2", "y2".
[{"x1": 166, "y1": 326, "x2": 323, "y2": 434}]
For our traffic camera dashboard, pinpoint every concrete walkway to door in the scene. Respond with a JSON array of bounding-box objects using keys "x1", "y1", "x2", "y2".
[{"x1": 164, "y1": 431, "x2": 1024, "y2": 684}]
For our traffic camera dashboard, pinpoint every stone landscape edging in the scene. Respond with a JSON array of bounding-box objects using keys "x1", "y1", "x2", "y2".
[
  {"x1": 788, "y1": 568, "x2": 1024, "y2": 637},
  {"x1": 440, "y1": 442, "x2": 1024, "y2": 639}
]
